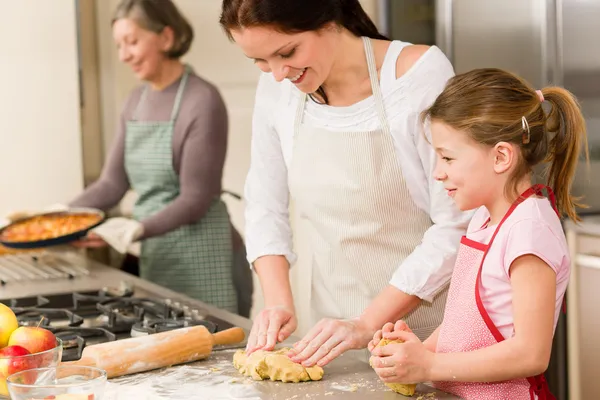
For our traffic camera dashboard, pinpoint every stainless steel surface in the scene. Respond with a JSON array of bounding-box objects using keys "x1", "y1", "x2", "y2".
[
  {"x1": 435, "y1": 0, "x2": 454, "y2": 64},
  {"x1": 564, "y1": 218, "x2": 600, "y2": 400},
  {"x1": 377, "y1": 0, "x2": 391, "y2": 37},
  {"x1": 0, "y1": 252, "x2": 90, "y2": 282},
  {"x1": 0, "y1": 250, "x2": 460, "y2": 399},
  {"x1": 553, "y1": 0, "x2": 564, "y2": 86}
]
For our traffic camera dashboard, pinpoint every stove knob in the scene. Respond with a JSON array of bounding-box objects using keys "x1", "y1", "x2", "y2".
[
  {"x1": 182, "y1": 305, "x2": 191, "y2": 316},
  {"x1": 164, "y1": 299, "x2": 172, "y2": 306},
  {"x1": 173, "y1": 302, "x2": 182, "y2": 309},
  {"x1": 191, "y1": 309, "x2": 200, "y2": 319}
]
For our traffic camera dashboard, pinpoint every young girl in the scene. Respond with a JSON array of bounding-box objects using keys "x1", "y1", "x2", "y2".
[{"x1": 368, "y1": 68, "x2": 588, "y2": 399}]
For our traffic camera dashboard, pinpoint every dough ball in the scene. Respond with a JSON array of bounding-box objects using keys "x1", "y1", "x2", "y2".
[
  {"x1": 372, "y1": 338, "x2": 417, "y2": 396},
  {"x1": 233, "y1": 347, "x2": 324, "y2": 383}
]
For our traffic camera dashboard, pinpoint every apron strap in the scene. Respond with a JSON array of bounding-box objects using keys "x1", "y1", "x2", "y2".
[
  {"x1": 170, "y1": 65, "x2": 190, "y2": 122},
  {"x1": 293, "y1": 38, "x2": 391, "y2": 140},
  {"x1": 475, "y1": 184, "x2": 556, "y2": 342},
  {"x1": 527, "y1": 374, "x2": 556, "y2": 400},
  {"x1": 294, "y1": 90, "x2": 307, "y2": 140},
  {"x1": 131, "y1": 65, "x2": 190, "y2": 122},
  {"x1": 132, "y1": 86, "x2": 149, "y2": 121},
  {"x1": 362, "y1": 37, "x2": 392, "y2": 138},
  {"x1": 474, "y1": 184, "x2": 558, "y2": 399}
]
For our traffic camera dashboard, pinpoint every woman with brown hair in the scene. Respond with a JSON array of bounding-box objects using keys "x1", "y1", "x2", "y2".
[
  {"x1": 69, "y1": 0, "x2": 253, "y2": 316},
  {"x1": 220, "y1": 0, "x2": 472, "y2": 365}
]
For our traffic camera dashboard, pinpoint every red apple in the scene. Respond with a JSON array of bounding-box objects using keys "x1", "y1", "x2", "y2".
[
  {"x1": 8, "y1": 326, "x2": 56, "y2": 354},
  {"x1": 0, "y1": 303, "x2": 18, "y2": 348},
  {"x1": 0, "y1": 345, "x2": 35, "y2": 378}
]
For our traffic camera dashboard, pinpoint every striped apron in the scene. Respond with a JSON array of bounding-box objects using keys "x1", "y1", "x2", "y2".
[{"x1": 288, "y1": 37, "x2": 449, "y2": 350}]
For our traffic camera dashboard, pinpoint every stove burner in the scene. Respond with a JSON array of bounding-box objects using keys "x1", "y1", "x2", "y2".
[
  {"x1": 72, "y1": 286, "x2": 134, "y2": 311},
  {"x1": 46, "y1": 327, "x2": 116, "y2": 362},
  {"x1": 130, "y1": 318, "x2": 217, "y2": 337},
  {"x1": 99, "y1": 297, "x2": 182, "y2": 319},
  {"x1": 14, "y1": 308, "x2": 83, "y2": 327},
  {"x1": 7, "y1": 295, "x2": 50, "y2": 310}
]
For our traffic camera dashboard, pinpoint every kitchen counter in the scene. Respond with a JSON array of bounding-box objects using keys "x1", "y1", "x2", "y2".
[
  {"x1": 102, "y1": 348, "x2": 454, "y2": 400},
  {"x1": 0, "y1": 249, "x2": 460, "y2": 399}
]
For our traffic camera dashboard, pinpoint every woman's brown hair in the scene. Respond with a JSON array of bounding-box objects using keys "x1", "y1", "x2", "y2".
[
  {"x1": 113, "y1": 0, "x2": 194, "y2": 59},
  {"x1": 219, "y1": 0, "x2": 388, "y2": 104},
  {"x1": 422, "y1": 68, "x2": 588, "y2": 222}
]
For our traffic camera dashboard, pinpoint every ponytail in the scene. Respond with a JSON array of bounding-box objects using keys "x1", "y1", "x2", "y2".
[{"x1": 542, "y1": 87, "x2": 589, "y2": 222}]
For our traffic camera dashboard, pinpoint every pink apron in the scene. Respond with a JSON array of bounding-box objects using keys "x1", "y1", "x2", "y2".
[{"x1": 434, "y1": 184, "x2": 557, "y2": 399}]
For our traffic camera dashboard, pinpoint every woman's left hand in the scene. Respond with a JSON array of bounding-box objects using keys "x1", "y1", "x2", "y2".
[
  {"x1": 369, "y1": 329, "x2": 434, "y2": 384},
  {"x1": 287, "y1": 318, "x2": 375, "y2": 367}
]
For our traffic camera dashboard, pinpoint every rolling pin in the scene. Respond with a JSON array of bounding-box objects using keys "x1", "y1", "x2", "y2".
[{"x1": 61, "y1": 326, "x2": 245, "y2": 378}]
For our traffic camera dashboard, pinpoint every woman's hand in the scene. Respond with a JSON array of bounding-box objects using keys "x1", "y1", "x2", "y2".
[
  {"x1": 369, "y1": 329, "x2": 434, "y2": 384},
  {"x1": 71, "y1": 232, "x2": 108, "y2": 248},
  {"x1": 246, "y1": 306, "x2": 297, "y2": 354},
  {"x1": 288, "y1": 317, "x2": 375, "y2": 368}
]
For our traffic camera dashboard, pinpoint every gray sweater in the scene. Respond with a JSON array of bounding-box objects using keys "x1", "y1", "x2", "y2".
[{"x1": 70, "y1": 72, "x2": 228, "y2": 240}]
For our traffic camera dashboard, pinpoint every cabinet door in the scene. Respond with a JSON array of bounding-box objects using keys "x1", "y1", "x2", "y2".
[{"x1": 0, "y1": 1, "x2": 83, "y2": 215}]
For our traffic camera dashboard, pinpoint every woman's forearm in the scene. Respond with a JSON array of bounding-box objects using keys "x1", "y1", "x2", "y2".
[
  {"x1": 359, "y1": 285, "x2": 421, "y2": 331},
  {"x1": 254, "y1": 255, "x2": 295, "y2": 311}
]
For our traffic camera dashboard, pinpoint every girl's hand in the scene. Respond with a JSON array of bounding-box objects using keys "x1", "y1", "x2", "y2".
[
  {"x1": 368, "y1": 320, "x2": 413, "y2": 352},
  {"x1": 369, "y1": 329, "x2": 434, "y2": 384}
]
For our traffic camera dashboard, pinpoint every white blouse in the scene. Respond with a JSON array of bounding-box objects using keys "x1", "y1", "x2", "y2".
[{"x1": 244, "y1": 41, "x2": 474, "y2": 301}]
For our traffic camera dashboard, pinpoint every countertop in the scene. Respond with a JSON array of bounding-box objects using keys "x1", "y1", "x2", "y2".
[{"x1": 0, "y1": 249, "x2": 460, "y2": 399}]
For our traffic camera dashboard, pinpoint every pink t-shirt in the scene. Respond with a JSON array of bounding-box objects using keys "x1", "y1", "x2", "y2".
[{"x1": 466, "y1": 197, "x2": 570, "y2": 339}]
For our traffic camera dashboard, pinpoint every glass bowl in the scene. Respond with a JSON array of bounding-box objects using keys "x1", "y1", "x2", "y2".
[
  {"x1": 6, "y1": 365, "x2": 106, "y2": 400},
  {"x1": 0, "y1": 338, "x2": 63, "y2": 399}
]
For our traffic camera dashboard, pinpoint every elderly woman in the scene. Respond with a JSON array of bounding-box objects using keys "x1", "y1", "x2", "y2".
[{"x1": 70, "y1": 0, "x2": 252, "y2": 316}]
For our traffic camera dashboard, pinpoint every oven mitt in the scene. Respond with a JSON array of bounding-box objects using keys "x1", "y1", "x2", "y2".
[
  {"x1": 5, "y1": 203, "x2": 69, "y2": 223},
  {"x1": 89, "y1": 217, "x2": 144, "y2": 254}
]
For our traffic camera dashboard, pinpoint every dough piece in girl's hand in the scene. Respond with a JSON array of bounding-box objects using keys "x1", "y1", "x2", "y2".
[
  {"x1": 371, "y1": 338, "x2": 417, "y2": 396},
  {"x1": 233, "y1": 347, "x2": 324, "y2": 383}
]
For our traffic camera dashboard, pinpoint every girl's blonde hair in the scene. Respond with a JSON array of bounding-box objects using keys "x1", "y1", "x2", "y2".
[{"x1": 422, "y1": 68, "x2": 588, "y2": 222}]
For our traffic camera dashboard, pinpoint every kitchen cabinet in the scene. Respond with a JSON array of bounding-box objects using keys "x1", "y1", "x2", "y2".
[
  {"x1": 0, "y1": 1, "x2": 83, "y2": 216},
  {"x1": 564, "y1": 217, "x2": 600, "y2": 399}
]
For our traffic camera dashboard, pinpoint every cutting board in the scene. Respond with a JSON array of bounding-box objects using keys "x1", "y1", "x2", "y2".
[{"x1": 62, "y1": 325, "x2": 245, "y2": 378}]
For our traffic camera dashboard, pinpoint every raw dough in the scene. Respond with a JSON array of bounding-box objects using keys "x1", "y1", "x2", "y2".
[
  {"x1": 371, "y1": 339, "x2": 417, "y2": 396},
  {"x1": 233, "y1": 347, "x2": 324, "y2": 383}
]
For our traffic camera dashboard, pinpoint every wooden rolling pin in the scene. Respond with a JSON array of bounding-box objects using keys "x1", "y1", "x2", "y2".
[{"x1": 62, "y1": 326, "x2": 245, "y2": 378}]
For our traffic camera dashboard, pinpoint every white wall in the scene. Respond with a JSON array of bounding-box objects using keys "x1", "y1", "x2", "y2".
[{"x1": 0, "y1": 1, "x2": 83, "y2": 216}]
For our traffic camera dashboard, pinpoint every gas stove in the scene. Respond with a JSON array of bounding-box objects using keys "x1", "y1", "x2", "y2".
[{"x1": 0, "y1": 281, "x2": 236, "y2": 362}]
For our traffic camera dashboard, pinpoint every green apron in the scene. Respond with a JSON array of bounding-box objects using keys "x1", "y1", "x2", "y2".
[{"x1": 124, "y1": 67, "x2": 238, "y2": 312}]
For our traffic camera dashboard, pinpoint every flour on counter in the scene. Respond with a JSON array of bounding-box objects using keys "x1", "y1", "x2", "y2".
[{"x1": 103, "y1": 362, "x2": 262, "y2": 400}]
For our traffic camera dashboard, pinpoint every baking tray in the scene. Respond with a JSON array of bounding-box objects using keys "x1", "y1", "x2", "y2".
[{"x1": 0, "y1": 207, "x2": 105, "y2": 249}]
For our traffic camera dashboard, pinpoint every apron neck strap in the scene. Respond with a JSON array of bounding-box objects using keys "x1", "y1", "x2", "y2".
[
  {"x1": 132, "y1": 64, "x2": 191, "y2": 122},
  {"x1": 362, "y1": 37, "x2": 391, "y2": 137},
  {"x1": 294, "y1": 37, "x2": 391, "y2": 136},
  {"x1": 170, "y1": 65, "x2": 190, "y2": 121},
  {"x1": 475, "y1": 183, "x2": 559, "y2": 344}
]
